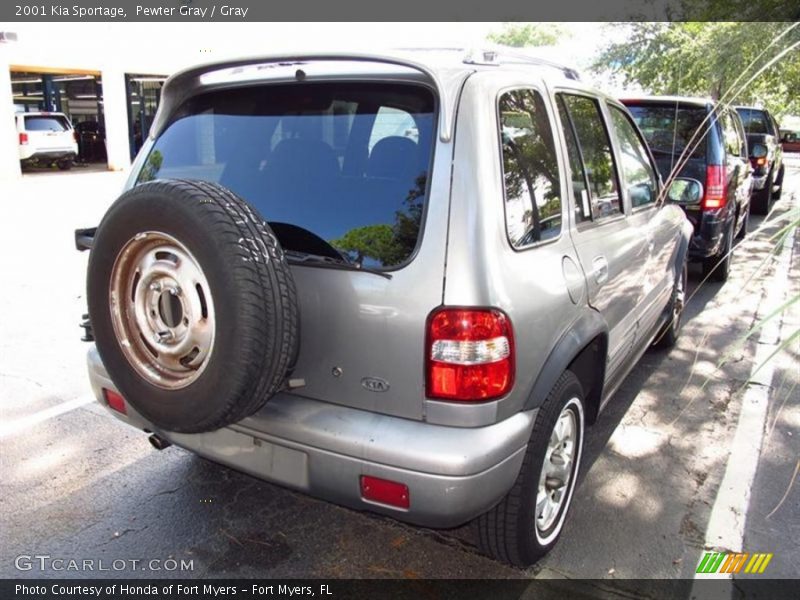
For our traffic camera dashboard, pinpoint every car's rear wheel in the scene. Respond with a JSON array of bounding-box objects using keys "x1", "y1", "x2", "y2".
[
  {"x1": 750, "y1": 172, "x2": 773, "y2": 215},
  {"x1": 703, "y1": 221, "x2": 733, "y2": 282},
  {"x1": 735, "y1": 207, "x2": 749, "y2": 241},
  {"x1": 773, "y1": 165, "x2": 784, "y2": 200},
  {"x1": 57, "y1": 159, "x2": 73, "y2": 171},
  {"x1": 654, "y1": 260, "x2": 687, "y2": 349},
  {"x1": 476, "y1": 370, "x2": 585, "y2": 567},
  {"x1": 87, "y1": 179, "x2": 300, "y2": 433}
]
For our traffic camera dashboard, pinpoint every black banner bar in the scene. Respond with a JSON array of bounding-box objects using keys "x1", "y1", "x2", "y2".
[{"x1": 3, "y1": 579, "x2": 800, "y2": 600}]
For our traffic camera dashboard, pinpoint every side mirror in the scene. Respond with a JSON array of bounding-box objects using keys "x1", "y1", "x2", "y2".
[
  {"x1": 751, "y1": 143, "x2": 768, "y2": 159},
  {"x1": 667, "y1": 178, "x2": 703, "y2": 204}
]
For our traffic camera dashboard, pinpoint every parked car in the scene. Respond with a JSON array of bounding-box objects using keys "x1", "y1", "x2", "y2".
[
  {"x1": 780, "y1": 130, "x2": 800, "y2": 153},
  {"x1": 16, "y1": 111, "x2": 78, "y2": 170},
  {"x1": 735, "y1": 105, "x2": 785, "y2": 213},
  {"x1": 75, "y1": 120, "x2": 107, "y2": 163},
  {"x1": 76, "y1": 50, "x2": 693, "y2": 567},
  {"x1": 622, "y1": 96, "x2": 752, "y2": 281}
]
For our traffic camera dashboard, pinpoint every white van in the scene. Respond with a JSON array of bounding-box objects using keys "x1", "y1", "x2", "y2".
[{"x1": 16, "y1": 112, "x2": 78, "y2": 170}]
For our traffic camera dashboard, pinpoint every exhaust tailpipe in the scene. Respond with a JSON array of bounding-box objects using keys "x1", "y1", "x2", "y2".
[{"x1": 148, "y1": 433, "x2": 172, "y2": 451}]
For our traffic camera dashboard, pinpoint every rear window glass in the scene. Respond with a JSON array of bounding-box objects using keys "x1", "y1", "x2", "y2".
[
  {"x1": 24, "y1": 116, "x2": 69, "y2": 132},
  {"x1": 736, "y1": 108, "x2": 770, "y2": 135},
  {"x1": 626, "y1": 104, "x2": 708, "y2": 160},
  {"x1": 137, "y1": 82, "x2": 436, "y2": 269}
]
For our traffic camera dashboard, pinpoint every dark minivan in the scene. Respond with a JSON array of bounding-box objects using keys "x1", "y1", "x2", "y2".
[{"x1": 622, "y1": 97, "x2": 752, "y2": 281}]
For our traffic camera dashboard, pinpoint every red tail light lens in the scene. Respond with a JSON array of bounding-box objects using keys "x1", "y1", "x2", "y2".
[
  {"x1": 426, "y1": 308, "x2": 514, "y2": 401},
  {"x1": 103, "y1": 388, "x2": 127, "y2": 414},
  {"x1": 19, "y1": 133, "x2": 28, "y2": 145},
  {"x1": 702, "y1": 165, "x2": 727, "y2": 210},
  {"x1": 73, "y1": 130, "x2": 79, "y2": 143}
]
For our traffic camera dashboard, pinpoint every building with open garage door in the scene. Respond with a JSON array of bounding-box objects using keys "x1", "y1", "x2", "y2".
[{"x1": 0, "y1": 25, "x2": 179, "y2": 180}]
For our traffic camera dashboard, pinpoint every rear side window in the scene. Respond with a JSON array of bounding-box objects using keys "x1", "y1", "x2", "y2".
[
  {"x1": 722, "y1": 111, "x2": 744, "y2": 158},
  {"x1": 24, "y1": 115, "x2": 69, "y2": 132},
  {"x1": 609, "y1": 106, "x2": 659, "y2": 208},
  {"x1": 498, "y1": 89, "x2": 562, "y2": 247},
  {"x1": 736, "y1": 108, "x2": 770, "y2": 135},
  {"x1": 626, "y1": 104, "x2": 708, "y2": 160},
  {"x1": 558, "y1": 94, "x2": 622, "y2": 222},
  {"x1": 137, "y1": 82, "x2": 435, "y2": 270}
]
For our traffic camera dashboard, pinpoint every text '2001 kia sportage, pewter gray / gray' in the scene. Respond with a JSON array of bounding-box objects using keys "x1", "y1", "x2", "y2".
[{"x1": 76, "y1": 49, "x2": 694, "y2": 567}]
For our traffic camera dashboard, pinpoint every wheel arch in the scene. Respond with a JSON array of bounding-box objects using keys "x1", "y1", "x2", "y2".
[{"x1": 524, "y1": 309, "x2": 609, "y2": 425}]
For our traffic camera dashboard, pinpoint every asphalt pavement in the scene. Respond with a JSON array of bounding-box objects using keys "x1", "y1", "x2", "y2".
[{"x1": 1, "y1": 159, "x2": 797, "y2": 581}]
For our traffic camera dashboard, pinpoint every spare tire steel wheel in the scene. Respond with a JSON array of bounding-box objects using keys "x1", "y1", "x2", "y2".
[{"x1": 88, "y1": 179, "x2": 299, "y2": 433}]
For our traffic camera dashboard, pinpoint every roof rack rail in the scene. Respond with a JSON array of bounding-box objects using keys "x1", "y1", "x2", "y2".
[{"x1": 463, "y1": 48, "x2": 580, "y2": 81}]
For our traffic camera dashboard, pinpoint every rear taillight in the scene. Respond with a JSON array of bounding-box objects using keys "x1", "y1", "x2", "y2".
[
  {"x1": 702, "y1": 165, "x2": 728, "y2": 210},
  {"x1": 103, "y1": 388, "x2": 127, "y2": 414},
  {"x1": 73, "y1": 130, "x2": 78, "y2": 143},
  {"x1": 426, "y1": 307, "x2": 514, "y2": 401},
  {"x1": 19, "y1": 133, "x2": 28, "y2": 145}
]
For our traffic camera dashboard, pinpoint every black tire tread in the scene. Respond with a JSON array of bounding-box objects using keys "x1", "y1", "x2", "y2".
[
  {"x1": 476, "y1": 370, "x2": 584, "y2": 567},
  {"x1": 750, "y1": 172, "x2": 773, "y2": 215},
  {"x1": 773, "y1": 165, "x2": 784, "y2": 200},
  {"x1": 88, "y1": 179, "x2": 299, "y2": 433}
]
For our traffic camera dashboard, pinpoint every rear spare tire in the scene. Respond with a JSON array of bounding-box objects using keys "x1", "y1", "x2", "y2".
[{"x1": 87, "y1": 179, "x2": 299, "y2": 433}]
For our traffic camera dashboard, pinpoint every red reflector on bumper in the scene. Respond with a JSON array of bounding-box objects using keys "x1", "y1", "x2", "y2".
[
  {"x1": 103, "y1": 389, "x2": 127, "y2": 414},
  {"x1": 360, "y1": 476, "x2": 410, "y2": 509}
]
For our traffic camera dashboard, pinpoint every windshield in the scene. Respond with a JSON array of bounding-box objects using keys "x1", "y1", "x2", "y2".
[
  {"x1": 626, "y1": 104, "x2": 708, "y2": 160},
  {"x1": 137, "y1": 82, "x2": 436, "y2": 270}
]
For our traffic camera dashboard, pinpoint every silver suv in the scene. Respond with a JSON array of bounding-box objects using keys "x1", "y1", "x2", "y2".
[{"x1": 78, "y1": 50, "x2": 694, "y2": 566}]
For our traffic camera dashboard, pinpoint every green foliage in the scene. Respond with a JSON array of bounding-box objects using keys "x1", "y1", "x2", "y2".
[
  {"x1": 138, "y1": 150, "x2": 163, "y2": 182},
  {"x1": 593, "y1": 22, "x2": 800, "y2": 118},
  {"x1": 332, "y1": 224, "x2": 397, "y2": 265},
  {"x1": 332, "y1": 174, "x2": 427, "y2": 267},
  {"x1": 487, "y1": 23, "x2": 567, "y2": 48}
]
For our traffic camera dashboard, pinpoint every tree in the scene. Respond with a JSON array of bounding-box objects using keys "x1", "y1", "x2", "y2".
[
  {"x1": 487, "y1": 23, "x2": 567, "y2": 48},
  {"x1": 331, "y1": 224, "x2": 396, "y2": 266},
  {"x1": 593, "y1": 22, "x2": 800, "y2": 117}
]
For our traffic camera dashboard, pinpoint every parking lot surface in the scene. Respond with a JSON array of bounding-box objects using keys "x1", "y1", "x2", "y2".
[{"x1": 1, "y1": 162, "x2": 798, "y2": 579}]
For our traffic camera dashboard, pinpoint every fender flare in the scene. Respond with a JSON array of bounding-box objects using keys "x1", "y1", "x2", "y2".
[
  {"x1": 524, "y1": 308, "x2": 609, "y2": 417},
  {"x1": 672, "y1": 219, "x2": 693, "y2": 276}
]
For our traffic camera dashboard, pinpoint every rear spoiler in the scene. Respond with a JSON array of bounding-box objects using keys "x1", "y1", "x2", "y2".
[
  {"x1": 152, "y1": 52, "x2": 461, "y2": 143},
  {"x1": 75, "y1": 227, "x2": 96, "y2": 251}
]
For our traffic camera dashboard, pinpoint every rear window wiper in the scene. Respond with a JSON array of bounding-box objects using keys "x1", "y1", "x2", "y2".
[{"x1": 284, "y1": 250, "x2": 393, "y2": 280}]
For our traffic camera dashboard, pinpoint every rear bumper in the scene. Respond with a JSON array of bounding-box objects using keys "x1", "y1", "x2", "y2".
[
  {"x1": 87, "y1": 347, "x2": 534, "y2": 528},
  {"x1": 20, "y1": 149, "x2": 77, "y2": 163},
  {"x1": 684, "y1": 207, "x2": 730, "y2": 260}
]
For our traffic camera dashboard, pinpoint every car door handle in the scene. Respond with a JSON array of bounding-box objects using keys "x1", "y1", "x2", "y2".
[{"x1": 592, "y1": 256, "x2": 609, "y2": 285}]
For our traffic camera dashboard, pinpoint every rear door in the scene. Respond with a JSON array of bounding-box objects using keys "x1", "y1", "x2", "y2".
[
  {"x1": 130, "y1": 80, "x2": 449, "y2": 421},
  {"x1": 23, "y1": 114, "x2": 74, "y2": 152},
  {"x1": 554, "y1": 92, "x2": 649, "y2": 377}
]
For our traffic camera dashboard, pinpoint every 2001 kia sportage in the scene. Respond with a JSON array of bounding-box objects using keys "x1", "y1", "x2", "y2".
[{"x1": 77, "y1": 49, "x2": 694, "y2": 566}]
